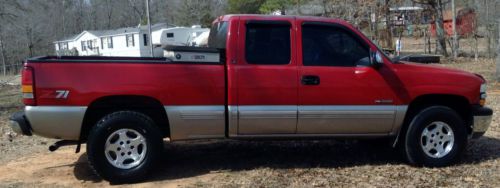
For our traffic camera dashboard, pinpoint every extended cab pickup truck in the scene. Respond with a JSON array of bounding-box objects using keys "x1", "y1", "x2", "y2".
[{"x1": 9, "y1": 15, "x2": 493, "y2": 182}]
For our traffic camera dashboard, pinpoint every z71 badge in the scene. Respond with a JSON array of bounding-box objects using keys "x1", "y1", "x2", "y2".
[{"x1": 55, "y1": 90, "x2": 70, "y2": 99}]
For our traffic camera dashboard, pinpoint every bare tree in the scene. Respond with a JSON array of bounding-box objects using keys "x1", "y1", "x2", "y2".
[
  {"x1": 473, "y1": 0, "x2": 479, "y2": 61},
  {"x1": 0, "y1": 0, "x2": 21, "y2": 76},
  {"x1": 383, "y1": 0, "x2": 394, "y2": 50},
  {"x1": 413, "y1": 0, "x2": 449, "y2": 57},
  {"x1": 128, "y1": 0, "x2": 146, "y2": 24},
  {"x1": 176, "y1": 0, "x2": 221, "y2": 27},
  {"x1": 451, "y1": 0, "x2": 457, "y2": 59},
  {"x1": 104, "y1": 0, "x2": 114, "y2": 29},
  {"x1": 0, "y1": 30, "x2": 7, "y2": 76},
  {"x1": 320, "y1": 0, "x2": 400, "y2": 50}
]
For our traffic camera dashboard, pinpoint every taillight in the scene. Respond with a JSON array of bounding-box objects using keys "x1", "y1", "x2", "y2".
[{"x1": 22, "y1": 66, "x2": 36, "y2": 105}]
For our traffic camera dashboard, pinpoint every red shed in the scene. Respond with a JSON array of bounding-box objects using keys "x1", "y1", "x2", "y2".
[{"x1": 430, "y1": 8, "x2": 476, "y2": 37}]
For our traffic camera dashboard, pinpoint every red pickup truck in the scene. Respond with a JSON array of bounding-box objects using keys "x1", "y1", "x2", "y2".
[{"x1": 9, "y1": 15, "x2": 492, "y2": 182}]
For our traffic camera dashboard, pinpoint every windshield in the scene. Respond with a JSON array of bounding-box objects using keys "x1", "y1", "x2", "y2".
[{"x1": 208, "y1": 21, "x2": 228, "y2": 49}]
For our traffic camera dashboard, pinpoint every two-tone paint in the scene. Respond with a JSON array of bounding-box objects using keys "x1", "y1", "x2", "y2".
[{"x1": 20, "y1": 15, "x2": 489, "y2": 141}]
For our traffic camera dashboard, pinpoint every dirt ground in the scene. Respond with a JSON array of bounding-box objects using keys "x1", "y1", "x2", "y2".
[{"x1": 0, "y1": 58, "x2": 499, "y2": 187}]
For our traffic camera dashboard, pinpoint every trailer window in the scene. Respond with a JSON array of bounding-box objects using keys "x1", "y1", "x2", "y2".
[
  {"x1": 107, "y1": 37, "x2": 113, "y2": 48},
  {"x1": 81, "y1": 41, "x2": 86, "y2": 51},
  {"x1": 208, "y1": 21, "x2": 228, "y2": 49},
  {"x1": 126, "y1": 34, "x2": 135, "y2": 47}
]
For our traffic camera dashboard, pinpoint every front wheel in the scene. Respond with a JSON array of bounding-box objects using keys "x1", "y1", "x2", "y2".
[
  {"x1": 87, "y1": 111, "x2": 163, "y2": 183},
  {"x1": 403, "y1": 106, "x2": 467, "y2": 167}
]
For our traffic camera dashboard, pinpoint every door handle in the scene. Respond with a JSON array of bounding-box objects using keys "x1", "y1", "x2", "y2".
[{"x1": 301, "y1": 75, "x2": 320, "y2": 85}]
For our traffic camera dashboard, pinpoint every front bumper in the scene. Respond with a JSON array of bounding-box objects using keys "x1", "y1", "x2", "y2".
[{"x1": 471, "y1": 106, "x2": 493, "y2": 139}]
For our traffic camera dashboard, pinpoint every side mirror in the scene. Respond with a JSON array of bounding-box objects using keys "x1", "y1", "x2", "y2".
[{"x1": 370, "y1": 49, "x2": 384, "y2": 68}]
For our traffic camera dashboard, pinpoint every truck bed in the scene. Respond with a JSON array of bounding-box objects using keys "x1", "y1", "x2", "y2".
[{"x1": 26, "y1": 55, "x2": 226, "y2": 106}]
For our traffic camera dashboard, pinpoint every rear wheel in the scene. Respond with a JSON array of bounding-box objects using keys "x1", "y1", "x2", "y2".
[
  {"x1": 104, "y1": 128, "x2": 148, "y2": 170},
  {"x1": 403, "y1": 106, "x2": 467, "y2": 167},
  {"x1": 87, "y1": 111, "x2": 163, "y2": 183}
]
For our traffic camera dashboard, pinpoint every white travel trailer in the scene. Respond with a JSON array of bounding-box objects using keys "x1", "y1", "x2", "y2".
[
  {"x1": 190, "y1": 30, "x2": 210, "y2": 47},
  {"x1": 54, "y1": 23, "x2": 209, "y2": 57},
  {"x1": 156, "y1": 26, "x2": 209, "y2": 46}
]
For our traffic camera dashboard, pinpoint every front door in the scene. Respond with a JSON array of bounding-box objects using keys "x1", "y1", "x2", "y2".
[
  {"x1": 297, "y1": 21, "x2": 400, "y2": 134},
  {"x1": 234, "y1": 18, "x2": 298, "y2": 135}
]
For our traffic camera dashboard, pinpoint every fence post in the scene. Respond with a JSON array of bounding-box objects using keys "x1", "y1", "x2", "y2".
[
  {"x1": 424, "y1": 28, "x2": 427, "y2": 54},
  {"x1": 496, "y1": 18, "x2": 500, "y2": 81},
  {"x1": 452, "y1": 0, "x2": 458, "y2": 59}
]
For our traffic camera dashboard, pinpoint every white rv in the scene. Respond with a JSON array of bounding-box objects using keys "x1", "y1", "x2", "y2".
[
  {"x1": 54, "y1": 23, "x2": 209, "y2": 57},
  {"x1": 156, "y1": 25, "x2": 209, "y2": 46}
]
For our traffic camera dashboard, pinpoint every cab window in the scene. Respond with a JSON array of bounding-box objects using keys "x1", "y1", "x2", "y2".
[
  {"x1": 245, "y1": 21, "x2": 291, "y2": 65},
  {"x1": 208, "y1": 21, "x2": 228, "y2": 49},
  {"x1": 302, "y1": 24, "x2": 369, "y2": 67}
]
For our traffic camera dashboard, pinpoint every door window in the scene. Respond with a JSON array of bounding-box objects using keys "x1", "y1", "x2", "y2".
[
  {"x1": 302, "y1": 24, "x2": 369, "y2": 67},
  {"x1": 245, "y1": 22, "x2": 291, "y2": 65}
]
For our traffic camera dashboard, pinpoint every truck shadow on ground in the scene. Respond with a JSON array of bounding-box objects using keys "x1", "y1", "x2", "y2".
[{"x1": 73, "y1": 136, "x2": 500, "y2": 183}]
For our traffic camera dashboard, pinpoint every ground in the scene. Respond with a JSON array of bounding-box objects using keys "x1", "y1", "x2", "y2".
[{"x1": 0, "y1": 58, "x2": 499, "y2": 187}]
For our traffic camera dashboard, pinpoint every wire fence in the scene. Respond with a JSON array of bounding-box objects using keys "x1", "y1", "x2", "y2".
[{"x1": 1, "y1": 61, "x2": 24, "y2": 76}]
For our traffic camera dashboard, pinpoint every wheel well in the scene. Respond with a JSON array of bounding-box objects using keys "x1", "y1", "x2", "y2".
[
  {"x1": 80, "y1": 95, "x2": 169, "y2": 141},
  {"x1": 401, "y1": 94, "x2": 473, "y2": 136}
]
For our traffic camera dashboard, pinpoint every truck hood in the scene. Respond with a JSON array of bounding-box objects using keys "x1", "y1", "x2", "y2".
[
  {"x1": 391, "y1": 61, "x2": 484, "y2": 103},
  {"x1": 395, "y1": 61, "x2": 484, "y2": 82}
]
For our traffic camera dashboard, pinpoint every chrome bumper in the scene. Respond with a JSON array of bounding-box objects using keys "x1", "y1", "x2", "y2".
[
  {"x1": 21, "y1": 106, "x2": 87, "y2": 140},
  {"x1": 471, "y1": 106, "x2": 493, "y2": 139}
]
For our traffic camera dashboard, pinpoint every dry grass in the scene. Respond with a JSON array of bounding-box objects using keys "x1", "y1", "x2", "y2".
[
  {"x1": 0, "y1": 83, "x2": 51, "y2": 164},
  {"x1": 0, "y1": 58, "x2": 498, "y2": 187}
]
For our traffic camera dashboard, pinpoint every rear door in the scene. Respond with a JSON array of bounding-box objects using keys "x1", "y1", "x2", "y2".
[
  {"x1": 233, "y1": 18, "x2": 298, "y2": 135},
  {"x1": 297, "y1": 21, "x2": 399, "y2": 134}
]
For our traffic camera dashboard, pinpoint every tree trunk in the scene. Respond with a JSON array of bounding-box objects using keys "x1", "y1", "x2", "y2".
[
  {"x1": 106, "y1": 0, "x2": 112, "y2": 29},
  {"x1": 496, "y1": 18, "x2": 500, "y2": 81},
  {"x1": 76, "y1": 0, "x2": 84, "y2": 32},
  {"x1": 0, "y1": 33, "x2": 7, "y2": 76},
  {"x1": 427, "y1": 27, "x2": 431, "y2": 53},
  {"x1": 0, "y1": 2, "x2": 7, "y2": 76},
  {"x1": 373, "y1": 4, "x2": 379, "y2": 42},
  {"x1": 384, "y1": 0, "x2": 393, "y2": 49},
  {"x1": 26, "y1": 27, "x2": 33, "y2": 57},
  {"x1": 424, "y1": 27, "x2": 427, "y2": 53},
  {"x1": 451, "y1": 0, "x2": 458, "y2": 59},
  {"x1": 474, "y1": 34, "x2": 478, "y2": 61},
  {"x1": 485, "y1": 0, "x2": 491, "y2": 58},
  {"x1": 473, "y1": 0, "x2": 479, "y2": 61},
  {"x1": 127, "y1": 0, "x2": 144, "y2": 24},
  {"x1": 434, "y1": 0, "x2": 448, "y2": 57},
  {"x1": 62, "y1": 0, "x2": 66, "y2": 36}
]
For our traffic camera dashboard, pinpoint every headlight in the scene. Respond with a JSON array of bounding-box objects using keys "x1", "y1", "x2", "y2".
[
  {"x1": 480, "y1": 84, "x2": 487, "y2": 94},
  {"x1": 480, "y1": 83, "x2": 487, "y2": 106}
]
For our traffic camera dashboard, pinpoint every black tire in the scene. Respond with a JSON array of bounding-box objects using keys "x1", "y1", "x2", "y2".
[
  {"x1": 87, "y1": 111, "x2": 163, "y2": 183},
  {"x1": 358, "y1": 137, "x2": 394, "y2": 147},
  {"x1": 403, "y1": 106, "x2": 467, "y2": 167}
]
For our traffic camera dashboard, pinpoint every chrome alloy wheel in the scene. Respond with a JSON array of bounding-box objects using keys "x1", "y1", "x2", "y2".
[
  {"x1": 420, "y1": 121, "x2": 455, "y2": 158},
  {"x1": 104, "y1": 129, "x2": 147, "y2": 169}
]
